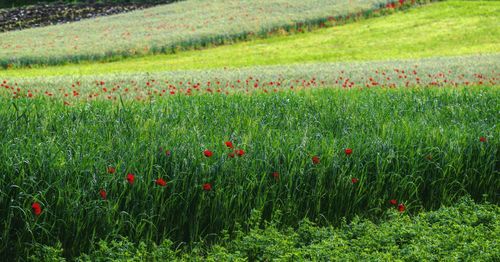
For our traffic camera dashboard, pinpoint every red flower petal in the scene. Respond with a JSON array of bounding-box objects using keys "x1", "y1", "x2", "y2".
[
  {"x1": 236, "y1": 149, "x2": 245, "y2": 157},
  {"x1": 99, "y1": 189, "x2": 107, "y2": 200},
  {"x1": 155, "y1": 178, "x2": 167, "y2": 187},
  {"x1": 202, "y1": 183, "x2": 212, "y2": 191},
  {"x1": 31, "y1": 202, "x2": 42, "y2": 216},
  {"x1": 127, "y1": 173, "x2": 135, "y2": 185},
  {"x1": 345, "y1": 148, "x2": 353, "y2": 155},
  {"x1": 204, "y1": 149, "x2": 213, "y2": 157}
]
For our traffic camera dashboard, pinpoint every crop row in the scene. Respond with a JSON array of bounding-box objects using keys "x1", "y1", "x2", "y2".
[
  {"x1": 1, "y1": 55, "x2": 497, "y2": 101},
  {"x1": 0, "y1": 0, "x2": 434, "y2": 68}
]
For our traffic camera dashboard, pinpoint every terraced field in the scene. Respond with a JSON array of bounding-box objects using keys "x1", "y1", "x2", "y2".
[{"x1": 0, "y1": 0, "x2": 498, "y2": 260}]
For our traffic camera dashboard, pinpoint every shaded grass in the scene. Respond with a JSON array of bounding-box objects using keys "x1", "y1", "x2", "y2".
[
  {"x1": 73, "y1": 197, "x2": 499, "y2": 261},
  {"x1": 2, "y1": 0, "x2": 498, "y2": 77}
]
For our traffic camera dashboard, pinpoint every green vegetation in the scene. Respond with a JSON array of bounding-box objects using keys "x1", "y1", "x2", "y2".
[
  {"x1": 25, "y1": 198, "x2": 500, "y2": 260},
  {"x1": 2, "y1": 0, "x2": 498, "y2": 77},
  {"x1": 2, "y1": 54, "x2": 498, "y2": 88},
  {"x1": 1, "y1": 86, "x2": 498, "y2": 258},
  {"x1": 0, "y1": 0, "x2": 498, "y2": 260},
  {"x1": 0, "y1": 0, "x2": 418, "y2": 68}
]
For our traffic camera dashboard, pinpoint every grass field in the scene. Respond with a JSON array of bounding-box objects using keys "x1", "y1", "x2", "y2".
[
  {"x1": 1, "y1": 55, "x2": 498, "y2": 100},
  {"x1": 2, "y1": 0, "x2": 498, "y2": 77},
  {"x1": 1, "y1": 87, "x2": 498, "y2": 258},
  {"x1": 0, "y1": 0, "x2": 395, "y2": 68},
  {"x1": 0, "y1": 0, "x2": 499, "y2": 260}
]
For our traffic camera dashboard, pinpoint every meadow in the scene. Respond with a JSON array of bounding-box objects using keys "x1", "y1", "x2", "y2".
[
  {"x1": 2, "y1": 0, "x2": 496, "y2": 77},
  {"x1": 1, "y1": 55, "x2": 498, "y2": 98},
  {"x1": 0, "y1": 0, "x2": 422, "y2": 68},
  {"x1": 0, "y1": 0, "x2": 499, "y2": 260}
]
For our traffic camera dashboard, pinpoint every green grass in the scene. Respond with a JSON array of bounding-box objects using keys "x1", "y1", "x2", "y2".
[
  {"x1": 2, "y1": 0, "x2": 498, "y2": 77},
  {"x1": 1, "y1": 55, "x2": 498, "y2": 97},
  {"x1": 35, "y1": 197, "x2": 499, "y2": 261},
  {"x1": 1, "y1": 1, "x2": 498, "y2": 260},
  {"x1": 0, "y1": 0, "x2": 394, "y2": 68},
  {"x1": 1, "y1": 87, "x2": 498, "y2": 258}
]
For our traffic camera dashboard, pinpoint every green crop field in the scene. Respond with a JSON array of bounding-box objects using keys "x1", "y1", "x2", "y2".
[
  {"x1": 1, "y1": 86, "x2": 498, "y2": 258},
  {"x1": 2, "y1": 0, "x2": 496, "y2": 77},
  {"x1": 0, "y1": 0, "x2": 395, "y2": 68},
  {"x1": 0, "y1": 0, "x2": 499, "y2": 260}
]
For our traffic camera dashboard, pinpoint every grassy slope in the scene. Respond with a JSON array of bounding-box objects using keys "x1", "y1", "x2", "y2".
[
  {"x1": 0, "y1": 0, "x2": 388, "y2": 67},
  {"x1": 2, "y1": 0, "x2": 498, "y2": 77},
  {"x1": 2, "y1": 55, "x2": 498, "y2": 98}
]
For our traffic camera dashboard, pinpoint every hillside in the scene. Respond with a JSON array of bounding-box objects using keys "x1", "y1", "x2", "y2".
[
  {"x1": 0, "y1": 0, "x2": 393, "y2": 68},
  {"x1": 2, "y1": 0, "x2": 498, "y2": 77}
]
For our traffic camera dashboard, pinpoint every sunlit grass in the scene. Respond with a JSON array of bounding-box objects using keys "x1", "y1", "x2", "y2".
[
  {"x1": 0, "y1": 0, "x2": 392, "y2": 68},
  {"x1": 2, "y1": 0, "x2": 498, "y2": 77}
]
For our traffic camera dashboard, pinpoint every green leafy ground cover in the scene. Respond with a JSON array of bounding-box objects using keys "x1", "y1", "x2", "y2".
[{"x1": 27, "y1": 198, "x2": 500, "y2": 261}]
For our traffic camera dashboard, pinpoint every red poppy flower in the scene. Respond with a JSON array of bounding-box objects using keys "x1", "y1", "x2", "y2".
[
  {"x1": 99, "y1": 189, "x2": 107, "y2": 200},
  {"x1": 351, "y1": 178, "x2": 359, "y2": 184},
  {"x1": 155, "y1": 178, "x2": 167, "y2": 187},
  {"x1": 272, "y1": 172, "x2": 280, "y2": 181},
  {"x1": 227, "y1": 152, "x2": 235, "y2": 158},
  {"x1": 479, "y1": 136, "x2": 487, "y2": 142},
  {"x1": 202, "y1": 183, "x2": 212, "y2": 191},
  {"x1": 236, "y1": 149, "x2": 245, "y2": 157},
  {"x1": 390, "y1": 199, "x2": 397, "y2": 205},
  {"x1": 312, "y1": 155, "x2": 320, "y2": 165},
  {"x1": 127, "y1": 173, "x2": 135, "y2": 185},
  {"x1": 107, "y1": 167, "x2": 116, "y2": 174},
  {"x1": 165, "y1": 150, "x2": 171, "y2": 157},
  {"x1": 225, "y1": 141, "x2": 234, "y2": 149},
  {"x1": 32, "y1": 202, "x2": 42, "y2": 216},
  {"x1": 345, "y1": 148, "x2": 353, "y2": 155},
  {"x1": 204, "y1": 149, "x2": 213, "y2": 157},
  {"x1": 399, "y1": 0, "x2": 404, "y2": 4},
  {"x1": 398, "y1": 203, "x2": 406, "y2": 212}
]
